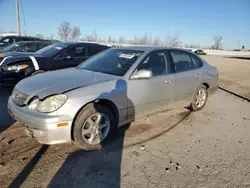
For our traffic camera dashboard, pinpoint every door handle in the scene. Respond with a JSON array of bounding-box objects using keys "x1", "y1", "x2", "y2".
[
  {"x1": 195, "y1": 74, "x2": 201, "y2": 78},
  {"x1": 165, "y1": 80, "x2": 172, "y2": 84}
]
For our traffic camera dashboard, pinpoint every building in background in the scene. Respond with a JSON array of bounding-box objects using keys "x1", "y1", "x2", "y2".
[{"x1": 0, "y1": 32, "x2": 18, "y2": 37}]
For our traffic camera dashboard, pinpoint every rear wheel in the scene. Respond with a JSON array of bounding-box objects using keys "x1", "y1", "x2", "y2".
[
  {"x1": 188, "y1": 85, "x2": 208, "y2": 111},
  {"x1": 72, "y1": 103, "x2": 115, "y2": 150}
]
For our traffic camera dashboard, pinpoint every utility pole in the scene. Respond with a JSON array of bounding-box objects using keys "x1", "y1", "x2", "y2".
[{"x1": 16, "y1": 0, "x2": 21, "y2": 35}]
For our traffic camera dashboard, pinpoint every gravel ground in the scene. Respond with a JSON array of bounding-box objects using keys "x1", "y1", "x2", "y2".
[
  {"x1": 0, "y1": 56, "x2": 249, "y2": 188},
  {"x1": 202, "y1": 56, "x2": 250, "y2": 99}
]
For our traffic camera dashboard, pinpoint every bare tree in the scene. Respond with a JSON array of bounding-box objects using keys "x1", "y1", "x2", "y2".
[
  {"x1": 213, "y1": 36, "x2": 223, "y2": 49},
  {"x1": 45, "y1": 34, "x2": 54, "y2": 40},
  {"x1": 71, "y1": 26, "x2": 81, "y2": 41},
  {"x1": 107, "y1": 36, "x2": 113, "y2": 43},
  {"x1": 118, "y1": 36, "x2": 126, "y2": 43},
  {"x1": 140, "y1": 34, "x2": 149, "y2": 45},
  {"x1": 36, "y1": 33, "x2": 44, "y2": 39},
  {"x1": 107, "y1": 36, "x2": 117, "y2": 43},
  {"x1": 153, "y1": 37, "x2": 161, "y2": 46},
  {"x1": 58, "y1": 22, "x2": 72, "y2": 41},
  {"x1": 92, "y1": 29, "x2": 98, "y2": 41},
  {"x1": 85, "y1": 35, "x2": 95, "y2": 42},
  {"x1": 167, "y1": 36, "x2": 181, "y2": 47}
]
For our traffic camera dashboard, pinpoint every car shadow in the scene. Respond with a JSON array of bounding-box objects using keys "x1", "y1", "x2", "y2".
[
  {"x1": 0, "y1": 86, "x2": 14, "y2": 133},
  {"x1": 48, "y1": 79, "x2": 133, "y2": 188},
  {"x1": 226, "y1": 56, "x2": 250, "y2": 60}
]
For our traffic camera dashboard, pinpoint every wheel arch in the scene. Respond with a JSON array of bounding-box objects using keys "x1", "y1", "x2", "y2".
[
  {"x1": 202, "y1": 82, "x2": 210, "y2": 89},
  {"x1": 70, "y1": 98, "x2": 119, "y2": 141}
]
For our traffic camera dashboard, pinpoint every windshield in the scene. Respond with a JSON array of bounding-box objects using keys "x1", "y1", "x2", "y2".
[
  {"x1": 79, "y1": 49, "x2": 144, "y2": 76},
  {"x1": 35, "y1": 43, "x2": 68, "y2": 56},
  {"x1": 2, "y1": 43, "x2": 21, "y2": 52}
]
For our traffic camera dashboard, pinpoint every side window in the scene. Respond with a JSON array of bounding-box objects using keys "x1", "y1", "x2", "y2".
[
  {"x1": 2, "y1": 37, "x2": 14, "y2": 46},
  {"x1": 14, "y1": 37, "x2": 24, "y2": 43},
  {"x1": 62, "y1": 46, "x2": 86, "y2": 58},
  {"x1": 170, "y1": 51, "x2": 200, "y2": 73},
  {"x1": 191, "y1": 55, "x2": 203, "y2": 68},
  {"x1": 18, "y1": 43, "x2": 37, "y2": 52},
  {"x1": 136, "y1": 51, "x2": 170, "y2": 77},
  {"x1": 88, "y1": 45, "x2": 106, "y2": 56},
  {"x1": 38, "y1": 43, "x2": 49, "y2": 50}
]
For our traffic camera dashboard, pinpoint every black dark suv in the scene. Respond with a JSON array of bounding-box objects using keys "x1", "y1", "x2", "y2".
[{"x1": 0, "y1": 35, "x2": 48, "y2": 50}]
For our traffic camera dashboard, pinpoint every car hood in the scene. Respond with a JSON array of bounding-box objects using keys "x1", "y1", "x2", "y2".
[
  {"x1": 16, "y1": 68, "x2": 120, "y2": 99},
  {"x1": 1, "y1": 53, "x2": 46, "y2": 66}
]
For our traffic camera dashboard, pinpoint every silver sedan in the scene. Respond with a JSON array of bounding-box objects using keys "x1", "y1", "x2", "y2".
[{"x1": 8, "y1": 46, "x2": 218, "y2": 149}]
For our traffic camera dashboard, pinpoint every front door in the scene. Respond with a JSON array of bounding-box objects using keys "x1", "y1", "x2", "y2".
[
  {"x1": 127, "y1": 50, "x2": 175, "y2": 119},
  {"x1": 55, "y1": 45, "x2": 87, "y2": 69}
]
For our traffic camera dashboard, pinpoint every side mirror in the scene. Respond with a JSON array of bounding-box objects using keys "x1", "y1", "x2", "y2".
[{"x1": 131, "y1": 69, "x2": 152, "y2": 80}]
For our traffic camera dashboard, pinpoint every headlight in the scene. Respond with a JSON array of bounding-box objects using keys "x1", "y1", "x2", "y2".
[
  {"x1": 28, "y1": 98, "x2": 39, "y2": 110},
  {"x1": 6, "y1": 64, "x2": 29, "y2": 71},
  {"x1": 38, "y1": 94, "x2": 67, "y2": 113}
]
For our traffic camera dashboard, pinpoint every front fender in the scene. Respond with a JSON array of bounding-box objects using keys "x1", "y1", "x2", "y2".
[{"x1": 56, "y1": 80, "x2": 128, "y2": 122}]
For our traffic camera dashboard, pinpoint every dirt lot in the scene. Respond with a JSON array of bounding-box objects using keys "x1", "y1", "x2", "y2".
[
  {"x1": 202, "y1": 56, "x2": 250, "y2": 99},
  {"x1": 0, "y1": 56, "x2": 249, "y2": 188}
]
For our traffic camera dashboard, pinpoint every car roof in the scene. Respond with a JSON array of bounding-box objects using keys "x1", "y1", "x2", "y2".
[
  {"x1": 0, "y1": 35, "x2": 38, "y2": 39},
  {"x1": 57, "y1": 42, "x2": 108, "y2": 47},
  {"x1": 15, "y1": 41, "x2": 51, "y2": 44},
  {"x1": 115, "y1": 46, "x2": 192, "y2": 53}
]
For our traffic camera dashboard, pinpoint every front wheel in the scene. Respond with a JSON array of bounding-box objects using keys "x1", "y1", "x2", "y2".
[
  {"x1": 188, "y1": 85, "x2": 208, "y2": 111},
  {"x1": 72, "y1": 103, "x2": 115, "y2": 150}
]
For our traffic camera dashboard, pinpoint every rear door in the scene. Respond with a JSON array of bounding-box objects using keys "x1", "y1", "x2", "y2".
[
  {"x1": 169, "y1": 50, "x2": 203, "y2": 104},
  {"x1": 54, "y1": 44, "x2": 87, "y2": 69}
]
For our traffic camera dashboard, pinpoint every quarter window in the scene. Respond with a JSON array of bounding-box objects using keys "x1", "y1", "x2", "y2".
[
  {"x1": 191, "y1": 55, "x2": 203, "y2": 68},
  {"x1": 170, "y1": 50, "x2": 202, "y2": 73},
  {"x1": 136, "y1": 51, "x2": 170, "y2": 77}
]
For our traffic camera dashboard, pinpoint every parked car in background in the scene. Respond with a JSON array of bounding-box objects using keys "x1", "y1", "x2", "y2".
[
  {"x1": 0, "y1": 42, "x2": 109, "y2": 86},
  {"x1": 194, "y1": 49, "x2": 207, "y2": 55},
  {"x1": 8, "y1": 46, "x2": 219, "y2": 150},
  {"x1": 0, "y1": 41, "x2": 51, "y2": 55},
  {"x1": 0, "y1": 35, "x2": 48, "y2": 50}
]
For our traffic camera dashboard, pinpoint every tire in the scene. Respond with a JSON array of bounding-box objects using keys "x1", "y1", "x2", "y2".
[
  {"x1": 188, "y1": 85, "x2": 208, "y2": 111},
  {"x1": 72, "y1": 103, "x2": 116, "y2": 150},
  {"x1": 32, "y1": 70, "x2": 45, "y2": 76}
]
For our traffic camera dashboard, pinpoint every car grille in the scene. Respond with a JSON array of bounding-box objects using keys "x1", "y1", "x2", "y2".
[{"x1": 12, "y1": 88, "x2": 28, "y2": 106}]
